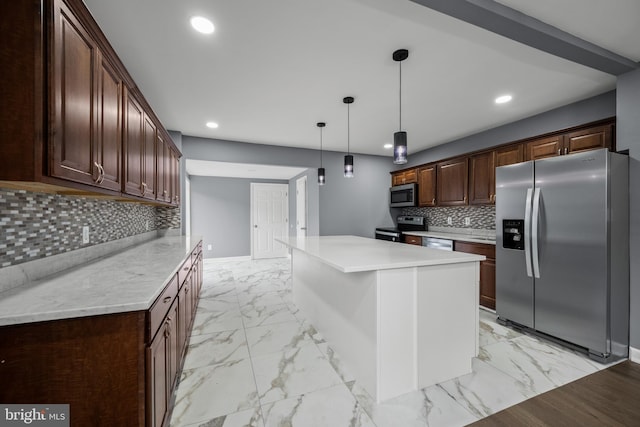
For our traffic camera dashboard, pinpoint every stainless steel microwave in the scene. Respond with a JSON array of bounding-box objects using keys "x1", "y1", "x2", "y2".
[{"x1": 389, "y1": 183, "x2": 417, "y2": 207}]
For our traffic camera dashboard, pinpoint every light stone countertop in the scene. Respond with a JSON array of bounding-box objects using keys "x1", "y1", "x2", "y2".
[
  {"x1": 402, "y1": 230, "x2": 496, "y2": 245},
  {"x1": 278, "y1": 235, "x2": 484, "y2": 273},
  {"x1": 0, "y1": 236, "x2": 201, "y2": 327}
]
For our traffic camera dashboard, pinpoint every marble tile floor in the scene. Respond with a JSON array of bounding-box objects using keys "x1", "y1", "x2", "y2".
[{"x1": 169, "y1": 258, "x2": 618, "y2": 427}]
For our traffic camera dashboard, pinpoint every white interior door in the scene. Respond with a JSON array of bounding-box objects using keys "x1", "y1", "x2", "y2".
[
  {"x1": 251, "y1": 183, "x2": 289, "y2": 259},
  {"x1": 296, "y1": 176, "x2": 307, "y2": 237}
]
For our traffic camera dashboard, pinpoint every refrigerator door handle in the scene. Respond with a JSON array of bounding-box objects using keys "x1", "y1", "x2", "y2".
[
  {"x1": 524, "y1": 188, "x2": 534, "y2": 277},
  {"x1": 532, "y1": 187, "x2": 541, "y2": 278}
]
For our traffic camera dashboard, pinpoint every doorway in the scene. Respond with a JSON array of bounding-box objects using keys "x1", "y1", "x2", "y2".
[
  {"x1": 250, "y1": 183, "x2": 289, "y2": 259},
  {"x1": 296, "y1": 176, "x2": 307, "y2": 237}
]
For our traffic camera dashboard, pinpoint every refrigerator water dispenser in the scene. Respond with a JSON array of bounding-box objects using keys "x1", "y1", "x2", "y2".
[{"x1": 503, "y1": 219, "x2": 524, "y2": 250}]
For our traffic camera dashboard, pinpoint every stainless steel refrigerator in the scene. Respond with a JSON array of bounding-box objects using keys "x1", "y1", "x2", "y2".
[{"x1": 495, "y1": 148, "x2": 629, "y2": 362}]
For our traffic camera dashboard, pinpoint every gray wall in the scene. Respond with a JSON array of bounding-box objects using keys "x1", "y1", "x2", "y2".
[
  {"x1": 616, "y1": 69, "x2": 640, "y2": 351},
  {"x1": 190, "y1": 176, "x2": 287, "y2": 258},
  {"x1": 181, "y1": 135, "x2": 395, "y2": 240},
  {"x1": 399, "y1": 91, "x2": 616, "y2": 169}
]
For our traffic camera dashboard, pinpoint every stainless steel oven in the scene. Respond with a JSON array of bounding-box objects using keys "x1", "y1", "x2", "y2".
[{"x1": 375, "y1": 216, "x2": 426, "y2": 243}]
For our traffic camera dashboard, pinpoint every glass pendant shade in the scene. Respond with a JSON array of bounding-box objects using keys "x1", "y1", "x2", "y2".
[
  {"x1": 344, "y1": 154, "x2": 354, "y2": 178},
  {"x1": 317, "y1": 167, "x2": 325, "y2": 185},
  {"x1": 393, "y1": 131, "x2": 408, "y2": 164}
]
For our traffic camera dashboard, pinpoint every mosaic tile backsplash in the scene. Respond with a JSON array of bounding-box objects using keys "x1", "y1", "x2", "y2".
[
  {"x1": 401, "y1": 205, "x2": 496, "y2": 230},
  {"x1": 0, "y1": 188, "x2": 180, "y2": 268}
]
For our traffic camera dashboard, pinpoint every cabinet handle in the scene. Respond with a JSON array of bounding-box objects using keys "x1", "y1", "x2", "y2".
[
  {"x1": 557, "y1": 149, "x2": 561, "y2": 155},
  {"x1": 432, "y1": 198, "x2": 435, "y2": 205},
  {"x1": 141, "y1": 182, "x2": 147, "y2": 196},
  {"x1": 564, "y1": 147, "x2": 568, "y2": 155},
  {"x1": 464, "y1": 196, "x2": 467, "y2": 203},
  {"x1": 185, "y1": 287, "x2": 189, "y2": 294},
  {"x1": 163, "y1": 296, "x2": 171, "y2": 303},
  {"x1": 93, "y1": 162, "x2": 105, "y2": 184},
  {"x1": 183, "y1": 267, "x2": 189, "y2": 271}
]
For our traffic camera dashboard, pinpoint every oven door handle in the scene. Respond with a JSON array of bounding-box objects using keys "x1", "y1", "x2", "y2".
[{"x1": 375, "y1": 230, "x2": 400, "y2": 238}]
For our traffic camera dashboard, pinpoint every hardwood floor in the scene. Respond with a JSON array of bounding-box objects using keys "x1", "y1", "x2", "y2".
[{"x1": 469, "y1": 360, "x2": 640, "y2": 426}]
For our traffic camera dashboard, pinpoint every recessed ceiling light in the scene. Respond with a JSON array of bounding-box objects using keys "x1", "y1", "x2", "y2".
[
  {"x1": 495, "y1": 95, "x2": 513, "y2": 104},
  {"x1": 206, "y1": 121, "x2": 219, "y2": 129},
  {"x1": 384, "y1": 143, "x2": 393, "y2": 149},
  {"x1": 190, "y1": 16, "x2": 214, "y2": 34}
]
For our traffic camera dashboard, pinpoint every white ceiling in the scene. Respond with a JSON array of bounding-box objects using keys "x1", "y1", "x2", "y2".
[
  {"x1": 185, "y1": 160, "x2": 306, "y2": 180},
  {"x1": 82, "y1": 0, "x2": 637, "y2": 159}
]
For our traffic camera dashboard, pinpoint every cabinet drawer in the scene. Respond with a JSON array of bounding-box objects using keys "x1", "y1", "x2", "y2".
[
  {"x1": 148, "y1": 274, "x2": 179, "y2": 341},
  {"x1": 178, "y1": 257, "x2": 193, "y2": 286},
  {"x1": 454, "y1": 241, "x2": 495, "y2": 259},
  {"x1": 404, "y1": 235, "x2": 422, "y2": 245}
]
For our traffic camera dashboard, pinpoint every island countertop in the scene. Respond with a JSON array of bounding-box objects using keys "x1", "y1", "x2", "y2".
[
  {"x1": 0, "y1": 235, "x2": 201, "y2": 327},
  {"x1": 277, "y1": 235, "x2": 485, "y2": 273}
]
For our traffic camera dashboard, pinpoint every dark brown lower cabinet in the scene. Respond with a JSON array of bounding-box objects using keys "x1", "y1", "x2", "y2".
[
  {"x1": 404, "y1": 235, "x2": 422, "y2": 246},
  {"x1": 454, "y1": 241, "x2": 496, "y2": 310},
  {"x1": 0, "y1": 243, "x2": 203, "y2": 427}
]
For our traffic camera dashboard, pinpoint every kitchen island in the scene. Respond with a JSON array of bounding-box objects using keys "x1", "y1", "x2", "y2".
[{"x1": 277, "y1": 235, "x2": 485, "y2": 402}]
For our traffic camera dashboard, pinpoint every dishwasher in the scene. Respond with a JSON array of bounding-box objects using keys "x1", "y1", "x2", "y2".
[{"x1": 422, "y1": 237, "x2": 454, "y2": 251}]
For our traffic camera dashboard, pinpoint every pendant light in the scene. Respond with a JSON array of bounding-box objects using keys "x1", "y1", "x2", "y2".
[
  {"x1": 343, "y1": 96, "x2": 354, "y2": 178},
  {"x1": 317, "y1": 122, "x2": 326, "y2": 185},
  {"x1": 393, "y1": 49, "x2": 409, "y2": 165}
]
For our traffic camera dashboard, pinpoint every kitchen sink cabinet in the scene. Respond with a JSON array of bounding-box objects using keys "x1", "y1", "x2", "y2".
[
  {"x1": 469, "y1": 151, "x2": 495, "y2": 205},
  {"x1": 454, "y1": 241, "x2": 496, "y2": 309},
  {"x1": 417, "y1": 165, "x2": 437, "y2": 207},
  {"x1": 437, "y1": 157, "x2": 468, "y2": 206},
  {"x1": 391, "y1": 168, "x2": 418, "y2": 186},
  {"x1": 0, "y1": 0, "x2": 180, "y2": 206}
]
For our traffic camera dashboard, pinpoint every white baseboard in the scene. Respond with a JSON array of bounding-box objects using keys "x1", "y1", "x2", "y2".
[
  {"x1": 630, "y1": 346, "x2": 640, "y2": 364},
  {"x1": 206, "y1": 256, "x2": 252, "y2": 262}
]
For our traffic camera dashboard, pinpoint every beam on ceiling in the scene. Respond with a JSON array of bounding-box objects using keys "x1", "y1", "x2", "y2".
[{"x1": 410, "y1": 0, "x2": 639, "y2": 75}]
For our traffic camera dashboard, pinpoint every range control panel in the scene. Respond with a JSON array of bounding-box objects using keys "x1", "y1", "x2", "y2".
[{"x1": 503, "y1": 219, "x2": 524, "y2": 250}]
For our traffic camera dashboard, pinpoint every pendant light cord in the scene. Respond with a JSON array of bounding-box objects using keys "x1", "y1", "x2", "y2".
[
  {"x1": 320, "y1": 127, "x2": 323, "y2": 167},
  {"x1": 399, "y1": 60, "x2": 402, "y2": 131},
  {"x1": 347, "y1": 103, "x2": 351, "y2": 155}
]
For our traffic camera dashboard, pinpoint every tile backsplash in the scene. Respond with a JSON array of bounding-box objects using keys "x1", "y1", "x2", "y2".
[
  {"x1": 0, "y1": 188, "x2": 180, "y2": 268},
  {"x1": 402, "y1": 205, "x2": 496, "y2": 230}
]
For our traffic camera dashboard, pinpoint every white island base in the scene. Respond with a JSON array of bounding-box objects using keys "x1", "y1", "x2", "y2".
[{"x1": 280, "y1": 236, "x2": 483, "y2": 403}]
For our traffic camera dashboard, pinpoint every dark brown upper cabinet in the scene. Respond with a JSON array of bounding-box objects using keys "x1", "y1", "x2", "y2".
[
  {"x1": 437, "y1": 157, "x2": 468, "y2": 206},
  {"x1": 526, "y1": 135, "x2": 563, "y2": 161},
  {"x1": 391, "y1": 168, "x2": 418, "y2": 186},
  {"x1": 0, "y1": 0, "x2": 180, "y2": 205},
  {"x1": 495, "y1": 143, "x2": 524, "y2": 168},
  {"x1": 469, "y1": 151, "x2": 495, "y2": 205},
  {"x1": 417, "y1": 165, "x2": 437, "y2": 207},
  {"x1": 564, "y1": 124, "x2": 613, "y2": 154}
]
